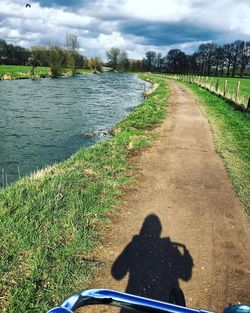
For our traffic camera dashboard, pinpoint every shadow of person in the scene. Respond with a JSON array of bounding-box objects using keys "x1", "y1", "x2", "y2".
[{"x1": 111, "y1": 214, "x2": 193, "y2": 312}]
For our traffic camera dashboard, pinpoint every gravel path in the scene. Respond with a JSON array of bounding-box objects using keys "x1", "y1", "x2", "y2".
[{"x1": 81, "y1": 80, "x2": 250, "y2": 313}]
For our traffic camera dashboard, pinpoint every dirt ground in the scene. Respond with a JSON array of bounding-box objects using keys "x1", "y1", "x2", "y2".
[{"x1": 80, "y1": 80, "x2": 250, "y2": 313}]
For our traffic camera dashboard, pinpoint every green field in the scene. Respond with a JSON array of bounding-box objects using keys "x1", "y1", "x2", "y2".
[
  {"x1": 154, "y1": 73, "x2": 250, "y2": 107},
  {"x1": 0, "y1": 65, "x2": 91, "y2": 79},
  {"x1": 0, "y1": 74, "x2": 168, "y2": 312},
  {"x1": 0, "y1": 65, "x2": 50, "y2": 78},
  {"x1": 209, "y1": 76, "x2": 250, "y2": 100}
]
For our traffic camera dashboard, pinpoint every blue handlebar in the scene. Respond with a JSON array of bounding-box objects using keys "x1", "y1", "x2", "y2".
[
  {"x1": 47, "y1": 289, "x2": 250, "y2": 313},
  {"x1": 47, "y1": 289, "x2": 214, "y2": 313},
  {"x1": 48, "y1": 308, "x2": 73, "y2": 313}
]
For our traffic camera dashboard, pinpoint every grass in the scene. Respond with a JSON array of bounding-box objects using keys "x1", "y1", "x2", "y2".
[
  {"x1": 0, "y1": 65, "x2": 91, "y2": 79},
  {"x1": 181, "y1": 81, "x2": 250, "y2": 213},
  {"x1": 0, "y1": 74, "x2": 168, "y2": 312},
  {"x1": 0, "y1": 65, "x2": 50, "y2": 78},
  {"x1": 151, "y1": 73, "x2": 250, "y2": 108},
  {"x1": 208, "y1": 76, "x2": 250, "y2": 100}
]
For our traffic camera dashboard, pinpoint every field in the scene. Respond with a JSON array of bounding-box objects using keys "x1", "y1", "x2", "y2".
[
  {"x1": 209, "y1": 76, "x2": 250, "y2": 100},
  {"x1": 158, "y1": 73, "x2": 250, "y2": 109},
  {"x1": 0, "y1": 65, "x2": 91, "y2": 79},
  {"x1": 0, "y1": 65, "x2": 50, "y2": 78}
]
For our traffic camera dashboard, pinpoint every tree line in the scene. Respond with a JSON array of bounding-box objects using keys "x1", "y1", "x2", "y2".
[
  {"x1": 0, "y1": 34, "x2": 87, "y2": 77},
  {"x1": 1, "y1": 37, "x2": 249, "y2": 77},
  {"x1": 135, "y1": 41, "x2": 250, "y2": 77},
  {"x1": 106, "y1": 41, "x2": 250, "y2": 77}
]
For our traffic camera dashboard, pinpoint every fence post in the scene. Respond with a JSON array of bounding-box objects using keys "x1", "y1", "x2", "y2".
[
  {"x1": 247, "y1": 97, "x2": 250, "y2": 111},
  {"x1": 201, "y1": 76, "x2": 204, "y2": 87},
  {"x1": 205, "y1": 77, "x2": 208, "y2": 88},
  {"x1": 215, "y1": 79, "x2": 219, "y2": 93},
  {"x1": 223, "y1": 80, "x2": 228, "y2": 97},
  {"x1": 235, "y1": 81, "x2": 240, "y2": 103},
  {"x1": 209, "y1": 78, "x2": 213, "y2": 90}
]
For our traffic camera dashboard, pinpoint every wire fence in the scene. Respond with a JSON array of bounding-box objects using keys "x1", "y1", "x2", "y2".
[{"x1": 162, "y1": 74, "x2": 250, "y2": 111}]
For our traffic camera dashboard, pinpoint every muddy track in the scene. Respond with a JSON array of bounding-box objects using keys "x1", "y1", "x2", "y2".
[{"x1": 81, "y1": 80, "x2": 250, "y2": 313}]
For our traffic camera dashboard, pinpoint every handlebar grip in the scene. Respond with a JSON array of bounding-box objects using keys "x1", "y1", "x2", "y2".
[{"x1": 223, "y1": 305, "x2": 250, "y2": 313}]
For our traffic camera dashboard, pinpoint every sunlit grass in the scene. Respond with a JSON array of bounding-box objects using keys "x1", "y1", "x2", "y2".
[
  {"x1": 0, "y1": 65, "x2": 91, "y2": 79},
  {"x1": 209, "y1": 76, "x2": 250, "y2": 99}
]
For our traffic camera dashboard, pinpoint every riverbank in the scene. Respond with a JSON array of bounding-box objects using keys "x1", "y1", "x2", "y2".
[
  {"x1": 0, "y1": 65, "x2": 91, "y2": 80},
  {"x1": 0, "y1": 74, "x2": 168, "y2": 312}
]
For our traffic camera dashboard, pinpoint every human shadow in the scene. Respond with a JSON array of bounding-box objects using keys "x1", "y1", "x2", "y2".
[{"x1": 111, "y1": 214, "x2": 194, "y2": 312}]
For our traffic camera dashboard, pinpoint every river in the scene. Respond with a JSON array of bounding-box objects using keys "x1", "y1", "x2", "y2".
[{"x1": 0, "y1": 72, "x2": 151, "y2": 185}]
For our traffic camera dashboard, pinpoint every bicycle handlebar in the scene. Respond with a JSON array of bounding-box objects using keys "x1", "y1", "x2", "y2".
[{"x1": 47, "y1": 289, "x2": 214, "y2": 313}]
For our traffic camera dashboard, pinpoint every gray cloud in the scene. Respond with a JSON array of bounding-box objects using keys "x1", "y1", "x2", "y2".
[
  {"x1": 0, "y1": 0, "x2": 249, "y2": 59},
  {"x1": 119, "y1": 21, "x2": 223, "y2": 46}
]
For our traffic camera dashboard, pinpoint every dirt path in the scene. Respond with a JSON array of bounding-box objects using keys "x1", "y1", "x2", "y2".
[{"x1": 83, "y1": 80, "x2": 250, "y2": 313}]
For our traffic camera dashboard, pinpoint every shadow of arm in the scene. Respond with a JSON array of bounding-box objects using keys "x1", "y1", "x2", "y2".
[{"x1": 111, "y1": 244, "x2": 131, "y2": 281}]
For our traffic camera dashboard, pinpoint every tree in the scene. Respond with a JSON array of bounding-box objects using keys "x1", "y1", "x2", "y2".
[
  {"x1": 155, "y1": 52, "x2": 165, "y2": 72},
  {"x1": 87, "y1": 57, "x2": 103, "y2": 73},
  {"x1": 145, "y1": 51, "x2": 157, "y2": 71},
  {"x1": 106, "y1": 47, "x2": 121, "y2": 70},
  {"x1": 28, "y1": 48, "x2": 41, "y2": 76},
  {"x1": 167, "y1": 49, "x2": 187, "y2": 74},
  {"x1": 213, "y1": 46, "x2": 224, "y2": 76},
  {"x1": 197, "y1": 43, "x2": 216, "y2": 76},
  {"x1": 238, "y1": 41, "x2": 250, "y2": 77},
  {"x1": 223, "y1": 44, "x2": 234, "y2": 76},
  {"x1": 48, "y1": 45, "x2": 64, "y2": 77},
  {"x1": 66, "y1": 33, "x2": 80, "y2": 75},
  {"x1": 117, "y1": 50, "x2": 130, "y2": 71},
  {"x1": 231, "y1": 40, "x2": 242, "y2": 77},
  {"x1": 0, "y1": 39, "x2": 8, "y2": 64}
]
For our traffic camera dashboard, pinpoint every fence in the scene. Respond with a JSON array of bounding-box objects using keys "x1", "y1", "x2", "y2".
[{"x1": 162, "y1": 74, "x2": 250, "y2": 112}]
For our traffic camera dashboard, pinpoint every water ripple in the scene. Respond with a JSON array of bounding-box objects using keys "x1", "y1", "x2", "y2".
[{"x1": 0, "y1": 73, "x2": 151, "y2": 183}]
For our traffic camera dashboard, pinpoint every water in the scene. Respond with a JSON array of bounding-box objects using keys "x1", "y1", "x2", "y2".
[{"x1": 0, "y1": 73, "x2": 151, "y2": 185}]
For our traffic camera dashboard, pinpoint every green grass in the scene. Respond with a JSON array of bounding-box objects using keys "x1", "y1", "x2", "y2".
[
  {"x1": 0, "y1": 74, "x2": 168, "y2": 312},
  {"x1": 181, "y1": 81, "x2": 250, "y2": 213},
  {"x1": 209, "y1": 76, "x2": 250, "y2": 100},
  {"x1": 0, "y1": 65, "x2": 50, "y2": 78},
  {"x1": 151, "y1": 73, "x2": 250, "y2": 108},
  {"x1": 0, "y1": 65, "x2": 91, "y2": 79}
]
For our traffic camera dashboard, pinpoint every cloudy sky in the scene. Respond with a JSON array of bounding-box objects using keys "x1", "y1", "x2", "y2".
[{"x1": 0, "y1": 0, "x2": 250, "y2": 59}]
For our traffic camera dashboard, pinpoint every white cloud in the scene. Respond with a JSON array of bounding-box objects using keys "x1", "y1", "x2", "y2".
[
  {"x1": 123, "y1": 0, "x2": 191, "y2": 22},
  {"x1": 121, "y1": 0, "x2": 250, "y2": 35},
  {"x1": 0, "y1": 0, "x2": 249, "y2": 58}
]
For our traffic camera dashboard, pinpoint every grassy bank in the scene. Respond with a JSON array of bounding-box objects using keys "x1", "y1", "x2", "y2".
[
  {"x1": 181, "y1": 81, "x2": 250, "y2": 213},
  {"x1": 0, "y1": 74, "x2": 168, "y2": 312},
  {"x1": 0, "y1": 65, "x2": 91, "y2": 79}
]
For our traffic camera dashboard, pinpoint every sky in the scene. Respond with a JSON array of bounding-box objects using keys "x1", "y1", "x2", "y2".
[{"x1": 0, "y1": 0, "x2": 250, "y2": 59}]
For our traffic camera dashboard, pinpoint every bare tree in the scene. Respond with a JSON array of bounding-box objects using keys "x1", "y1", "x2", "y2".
[
  {"x1": 66, "y1": 33, "x2": 80, "y2": 75},
  {"x1": 231, "y1": 40, "x2": 242, "y2": 77},
  {"x1": 238, "y1": 41, "x2": 250, "y2": 77}
]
